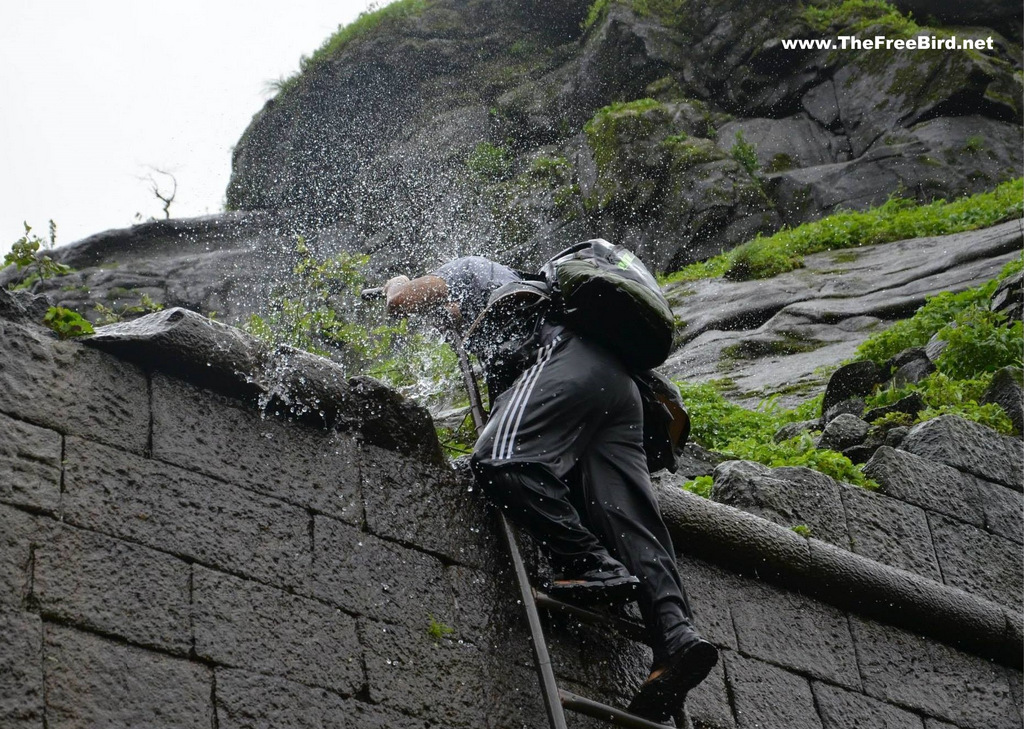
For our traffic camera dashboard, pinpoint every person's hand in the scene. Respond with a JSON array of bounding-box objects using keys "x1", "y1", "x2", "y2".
[{"x1": 382, "y1": 275, "x2": 411, "y2": 300}]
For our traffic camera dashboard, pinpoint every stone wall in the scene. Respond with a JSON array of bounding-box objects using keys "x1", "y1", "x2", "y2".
[{"x1": 1, "y1": 302, "x2": 1021, "y2": 729}]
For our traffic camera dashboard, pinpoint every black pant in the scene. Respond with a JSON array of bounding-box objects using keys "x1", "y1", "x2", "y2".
[{"x1": 471, "y1": 323, "x2": 698, "y2": 666}]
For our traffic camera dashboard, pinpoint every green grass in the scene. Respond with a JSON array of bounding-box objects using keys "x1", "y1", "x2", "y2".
[
  {"x1": 660, "y1": 177, "x2": 1023, "y2": 284},
  {"x1": 272, "y1": 0, "x2": 427, "y2": 96},
  {"x1": 856, "y1": 256, "x2": 1023, "y2": 365},
  {"x1": 677, "y1": 381, "x2": 875, "y2": 488},
  {"x1": 853, "y1": 256, "x2": 1023, "y2": 435},
  {"x1": 800, "y1": 0, "x2": 921, "y2": 36}
]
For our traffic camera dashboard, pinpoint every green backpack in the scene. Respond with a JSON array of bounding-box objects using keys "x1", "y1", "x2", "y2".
[{"x1": 540, "y1": 239, "x2": 675, "y2": 371}]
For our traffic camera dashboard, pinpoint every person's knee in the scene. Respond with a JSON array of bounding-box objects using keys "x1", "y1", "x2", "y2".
[{"x1": 470, "y1": 456, "x2": 523, "y2": 508}]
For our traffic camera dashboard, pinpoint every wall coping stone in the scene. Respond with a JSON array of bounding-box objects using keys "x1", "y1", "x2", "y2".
[
  {"x1": 657, "y1": 484, "x2": 1022, "y2": 669},
  {"x1": 83, "y1": 306, "x2": 443, "y2": 464}
]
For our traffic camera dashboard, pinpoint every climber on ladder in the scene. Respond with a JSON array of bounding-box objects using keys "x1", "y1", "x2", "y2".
[{"x1": 379, "y1": 249, "x2": 718, "y2": 726}]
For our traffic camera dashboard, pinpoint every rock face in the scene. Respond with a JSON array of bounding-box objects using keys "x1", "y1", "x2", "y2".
[
  {"x1": 663, "y1": 219, "x2": 1023, "y2": 407},
  {"x1": 225, "y1": 0, "x2": 1021, "y2": 271},
  {"x1": 2, "y1": 0, "x2": 1021, "y2": 341}
]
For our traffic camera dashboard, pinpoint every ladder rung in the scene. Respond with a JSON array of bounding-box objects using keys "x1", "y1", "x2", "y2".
[
  {"x1": 559, "y1": 689, "x2": 675, "y2": 728},
  {"x1": 534, "y1": 590, "x2": 651, "y2": 645}
]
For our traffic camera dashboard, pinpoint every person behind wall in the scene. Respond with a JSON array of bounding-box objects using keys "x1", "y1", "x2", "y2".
[{"x1": 383, "y1": 254, "x2": 718, "y2": 723}]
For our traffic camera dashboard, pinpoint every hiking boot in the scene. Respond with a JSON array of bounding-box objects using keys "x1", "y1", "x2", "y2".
[
  {"x1": 543, "y1": 567, "x2": 640, "y2": 606},
  {"x1": 627, "y1": 638, "x2": 718, "y2": 722}
]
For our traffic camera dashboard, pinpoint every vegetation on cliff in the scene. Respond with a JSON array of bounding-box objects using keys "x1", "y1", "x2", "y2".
[
  {"x1": 662, "y1": 178, "x2": 1024, "y2": 283},
  {"x1": 856, "y1": 257, "x2": 1023, "y2": 435}
]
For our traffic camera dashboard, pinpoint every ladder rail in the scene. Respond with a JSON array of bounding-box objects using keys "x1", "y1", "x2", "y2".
[{"x1": 501, "y1": 513, "x2": 570, "y2": 729}]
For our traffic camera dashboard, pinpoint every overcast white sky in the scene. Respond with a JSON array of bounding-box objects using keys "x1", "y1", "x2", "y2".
[{"x1": 0, "y1": 0, "x2": 378, "y2": 256}]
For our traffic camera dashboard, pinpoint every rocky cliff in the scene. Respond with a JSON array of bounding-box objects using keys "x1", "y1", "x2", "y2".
[{"x1": 2, "y1": 0, "x2": 1021, "y2": 330}]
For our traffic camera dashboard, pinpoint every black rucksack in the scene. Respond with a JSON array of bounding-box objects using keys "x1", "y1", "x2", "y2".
[{"x1": 539, "y1": 239, "x2": 675, "y2": 371}]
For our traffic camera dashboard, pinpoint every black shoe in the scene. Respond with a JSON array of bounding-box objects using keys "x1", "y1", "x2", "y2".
[
  {"x1": 542, "y1": 567, "x2": 640, "y2": 606},
  {"x1": 627, "y1": 639, "x2": 719, "y2": 722}
]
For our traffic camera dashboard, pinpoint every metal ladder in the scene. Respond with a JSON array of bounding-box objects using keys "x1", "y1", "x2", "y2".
[{"x1": 454, "y1": 342, "x2": 674, "y2": 729}]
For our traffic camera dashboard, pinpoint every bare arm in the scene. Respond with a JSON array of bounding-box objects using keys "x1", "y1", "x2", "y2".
[{"x1": 384, "y1": 274, "x2": 447, "y2": 315}]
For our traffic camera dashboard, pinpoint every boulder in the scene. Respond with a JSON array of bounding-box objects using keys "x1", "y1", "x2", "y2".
[
  {"x1": 900, "y1": 416, "x2": 1023, "y2": 491},
  {"x1": 817, "y1": 414, "x2": 870, "y2": 452},
  {"x1": 864, "y1": 393, "x2": 926, "y2": 424},
  {"x1": 824, "y1": 397, "x2": 866, "y2": 425},
  {"x1": 983, "y1": 367, "x2": 1023, "y2": 436},
  {"x1": 884, "y1": 426, "x2": 911, "y2": 448},
  {"x1": 822, "y1": 362, "x2": 886, "y2": 416},
  {"x1": 991, "y1": 270, "x2": 1023, "y2": 321},
  {"x1": 711, "y1": 460, "x2": 849, "y2": 547},
  {"x1": 0, "y1": 288, "x2": 51, "y2": 326}
]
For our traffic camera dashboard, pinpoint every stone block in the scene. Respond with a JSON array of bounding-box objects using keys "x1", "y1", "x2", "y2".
[
  {"x1": 724, "y1": 652, "x2": 823, "y2": 729},
  {"x1": 863, "y1": 446, "x2": 985, "y2": 526},
  {"x1": 728, "y1": 577, "x2": 859, "y2": 689},
  {"x1": 483, "y1": 663, "x2": 548, "y2": 729},
  {"x1": 193, "y1": 567, "x2": 363, "y2": 696},
  {"x1": 0, "y1": 319, "x2": 148, "y2": 454},
  {"x1": 311, "y1": 515, "x2": 455, "y2": 631},
  {"x1": 1007, "y1": 666, "x2": 1023, "y2": 723},
  {"x1": 851, "y1": 616, "x2": 1020, "y2": 729},
  {"x1": 360, "y1": 617, "x2": 490, "y2": 728},
  {"x1": 812, "y1": 682, "x2": 925, "y2": 729},
  {"x1": 62, "y1": 436, "x2": 310, "y2": 591},
  {"x1": 976, "y1": 478, "x2": 1024, "y2": 544},
  {"x1": 44, "y1": 624, "x2": 212, "y2": 729},
  {"x1": 361, "y1": 444, "x2": 497, "y2": 568},
  {"x1": 214, "y1": 668, "x2": 421, "y2": 729},
  {"x1": 686, "y1": 658, "x2": 736, "y2": 729},
  {"x1": 840, "y1": 484, "x2": 942, "y2": 582},
  {"x1": 151, "y1": 374, "x2": 361, "y2": 524},
  {"x1": 447, "y1": 563, "x2": 516, "y2": 648},
  {"x1": 33, "y1": 523, "x2": 191, "y2": 654},
  {"x1": 817, "y1": 413, "x2": 869, "y2": 452},
  {"x1": 551, "y1": 616, "x2": 650, "y2": 697},
  {"x1": 0, "y1": 504, "x2": 43, "y2": 609},
  {"x1": 712, "y1": 461, "x2": 850, "y2": 549},
  {"x1": 901, "y1": 415, "x2": 1023, "y2": 491},
  {"x1": 675, "y1": 554, "x2": 739, "y2": 651},
  {"x1": 0, "y1": 412, "x2": 61, "y2": 513},
  {"x1": 0, "y1": 609, "x2": 43, "y2": 728},
  {"x1": 929, "y1": 514, "x2": 1023, "y2": 608}
]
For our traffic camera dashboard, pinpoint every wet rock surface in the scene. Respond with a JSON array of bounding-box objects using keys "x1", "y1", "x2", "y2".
[{"x1": 664, "y1": 220, "x2": 1023, "y2": 407}]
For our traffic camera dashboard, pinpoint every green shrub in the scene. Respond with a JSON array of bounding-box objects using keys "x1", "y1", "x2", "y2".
[
  {"x1": 467, "y1": 142, "x2": 513, "y2": 180},
  {"x1": 662, "y1": 178, "x2": 1022, "y2": 284},
  {"x1": 43, "y1": 306, "x2": 94, "y2": 339},
  {"x1": 732, "y1": 178, "x2": 1022, "y2": 280},
  {"x1": 682, "y1": 475, "x2": 714, "y2": 498},
  {"x1": 729, "y1": 131, "x2": 759, "y2": 174},
  {"x1": 855, "y1": 258, "x2": 1022, "y2": 435},
  {"x1": 857, "y1": 256, "x2": 1022, "y2": 367},
  {"x1": 868, "y1": 373, "x2": 1015, "y2": 434},
  {"x1": 243, "y1": 238, "x2": 461, "y2": 412},
  {"x1": 934, "y1": 308, "x2": 1022, "y2": 380},
  {"x1": 676, "y1": 381, "x2": 875, "y2": 488},
  {"x1": 4, "y1": 221, "x2": 71, "y2": 290},
  {"x1": 801, "y1": 0, "x2": 921, "y2": 36}
]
